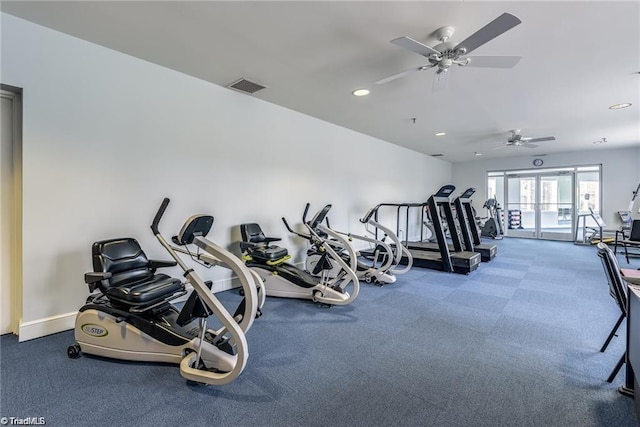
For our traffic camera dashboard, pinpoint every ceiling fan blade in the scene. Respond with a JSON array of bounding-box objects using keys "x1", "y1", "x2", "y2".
[
  {"x1": 456, "y1": 13, "x2": 522, "y2": 55},
  {"x1": 465, "y1": 55, "x2": 522, "y2": 68},
  {"x1": 525, "y1": 136, "x2": 556, "y2": 143},
  {"x1": 375, "y1": 65, "x2": 433, "y2": 85},
  {"x1": 391, "y1": 36, "x2": 441, "y2": 57}
]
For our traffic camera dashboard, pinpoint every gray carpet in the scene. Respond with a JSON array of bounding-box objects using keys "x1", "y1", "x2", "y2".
[{"x1": 1, "y1": 238, "x2": 638, "y2": 426}]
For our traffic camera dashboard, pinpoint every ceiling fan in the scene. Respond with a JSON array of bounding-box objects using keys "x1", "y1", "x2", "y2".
[
  {"x1": 376, "y1": 13, "x2": 522, "y2": 90},
  {"x1": 503, "y1": 129, "x2": 556, "y2": 149}
]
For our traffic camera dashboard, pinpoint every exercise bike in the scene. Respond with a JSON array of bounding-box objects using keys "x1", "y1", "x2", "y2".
[
  {"x1": 240, "y1": 204, "x2": 360, "y2": 305},
  {"x1": 359, "y1": 206, "x2": 413, "y2": 276},
  {"x1": 302, "y1": 206, "x2": 412, "y2": 285},
  {"x1": 478, "y1": 198, "x2": 504, "y2": 239},
  {"x1": 67, "y1": 198, "x2": 261, "y2": 385}
]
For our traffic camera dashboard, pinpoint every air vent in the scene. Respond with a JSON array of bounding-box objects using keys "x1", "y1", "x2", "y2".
[
  {"x1": 430, "y1": 154, "x2": 444, "y2": 157},
  {"x1": 227, "y1": 78, "x2": 266, "y2": 94}
]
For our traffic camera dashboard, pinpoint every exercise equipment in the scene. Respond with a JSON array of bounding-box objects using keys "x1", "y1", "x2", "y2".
[
  {"x1": 629, "y1": 182, "x2": 640, "y2": 216},
  {"x1": 452, "y1": 188, "x2": 497, "y2": 262},
  {"x1": 479, "y1": 198, "x2": 504, "y2": 239},
  {"x1": 422, "y1": 205, "x2": 447, "y2": 242},
  {"x1": 168, "y1": 227, "x2": 266, "y2": 318},
  {"x1": 304, "y1": 206, "x2": 410, "y2": 285},
  {"x1": 617, "y1": 182, "x2": 640, "y2": 230},
  {"x1": 574, "y1": 207, "x2": 613, "y2": 245},
  {"x1": 618, "y1": 220, "x2": 640, "y2": 263},
  {"x1": 405, "y1": 185, "x2": 481, "y2": 274},
  {"x1": 373, "y1": 185, "x2": 481, "y2": 274},
  {"x1": 241, "y1": 204, "x2": 360, "y2": 305},
  {"x1": 358, "y1": 206, "x2": 413, "y2": 277},
  {"x1": 68, "y1": 198, "x2": 261, "y2": 385}
]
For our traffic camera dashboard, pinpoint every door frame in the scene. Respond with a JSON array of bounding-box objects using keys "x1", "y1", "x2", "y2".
[
  {"x1": 490, "y1": 165, "x2": 601, "y2": 241},
  {"x1": 537, "y1": 170, "x2": 575, "y2": 241},
  {"x1": 505, "y1": 173, "x2": 539, "y2": 238},
  {"x1": 1, "y1": 84, "x2": 23, "y2": 336}
]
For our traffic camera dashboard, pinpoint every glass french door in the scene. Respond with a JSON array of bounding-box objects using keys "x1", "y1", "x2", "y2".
[{"x1": 505, "y1": 172, "x2": 575, "y2": 240}]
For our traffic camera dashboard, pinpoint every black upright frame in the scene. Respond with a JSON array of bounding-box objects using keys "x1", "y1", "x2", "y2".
[{"x1": 453, "y1": 188, "x2": 497, "y2": 262}]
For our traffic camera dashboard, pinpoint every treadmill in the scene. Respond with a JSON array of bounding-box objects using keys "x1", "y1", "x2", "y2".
[
  {"x1": 406, "y1": 185, "x2": 481, "y2": 274},
  {"x1": 453, "y1": 188, "x2": 497, "y2": 262}
]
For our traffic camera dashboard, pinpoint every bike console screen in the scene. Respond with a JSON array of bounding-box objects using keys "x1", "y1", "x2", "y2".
[{"x1": 308, "y1": 204, "x2": 332, "y2": 229}]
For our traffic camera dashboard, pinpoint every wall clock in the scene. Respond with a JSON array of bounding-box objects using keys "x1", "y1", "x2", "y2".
[{"x1": 533, "y1": 159, "x2": 544, "y2": 167}]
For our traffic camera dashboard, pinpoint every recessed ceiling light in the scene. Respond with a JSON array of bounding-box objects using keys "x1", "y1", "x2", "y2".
[
  {"x1": 609, "y1": 103, "x2": 632, "y2": 110},
  {"x1": 435, "y1": 132, "x2": 446, "y2": 136},
  {"x1": 474, "y1": 152, "x2": 483, "y2": 156},
  {"x1": 352, "y1": 89, "x2": 370, "y2": 97}
]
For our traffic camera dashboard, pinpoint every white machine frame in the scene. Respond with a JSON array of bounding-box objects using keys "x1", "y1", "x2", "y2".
[
  {"x1": 72, "y1": 199, "x2": 261, "y2": 386},
  {"x1": 306, "y1": 206, "x2": 413, "y2": 284},
  {"x1": 245, "y1": 205, "x2": 360, "y2": 306}
]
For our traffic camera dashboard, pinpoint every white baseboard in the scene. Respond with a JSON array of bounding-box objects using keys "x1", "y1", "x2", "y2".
[
  {"x1": 19, "y1": 311, "x2": 77, "y2": 342},
  {"x1": 17, "y1": 277, "x2": 238, "y2": 341}
]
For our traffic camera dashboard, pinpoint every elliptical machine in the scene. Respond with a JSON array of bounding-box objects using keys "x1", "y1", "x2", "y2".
[
  {"x1": 68, "y1": 198, "x2": 261, "y2": 385},
  {"x1": 240, "y1": 204, "x2": 360, "y2": 306}
]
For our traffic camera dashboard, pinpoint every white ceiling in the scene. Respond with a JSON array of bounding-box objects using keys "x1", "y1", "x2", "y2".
[{"x1": 2, "y1": 1, "x2": 639, "y2": 162}]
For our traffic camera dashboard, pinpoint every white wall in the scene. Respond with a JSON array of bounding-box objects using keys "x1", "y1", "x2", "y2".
[
  {"x1": 1, "y1": 14, "x2": 451, "y2": 339},
  {"x1": 637, "y1": 147, "x2": 640, "y2": 193},
  {"x1": 635, "y1": 148, "x2": 640, "y2": 214},
  {"x1": 452, "y1": 146, "x2": 640, "y2": 227}
]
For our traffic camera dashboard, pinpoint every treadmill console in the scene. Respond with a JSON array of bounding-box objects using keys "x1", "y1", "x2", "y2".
[
  {"x1": 460, "y1": 188, "x2": 476, "y2": 199},
  {"x1": 434, "y1": 185, "x2": 456, "y2": 198}
]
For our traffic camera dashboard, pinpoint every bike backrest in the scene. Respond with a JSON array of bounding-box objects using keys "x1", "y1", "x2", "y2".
[
  {"x1": 92, "y1": 238, "x2": 153, "y2": 290},
  {"x1": 241, "y1": 223, "x2": 267, "y2": 243}
]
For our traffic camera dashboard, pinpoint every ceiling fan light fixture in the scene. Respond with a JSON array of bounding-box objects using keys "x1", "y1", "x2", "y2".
[
  {"x1": 435, "y1": 132, "x2": 446, "y2": 136},
  {"x1": 352, "y1": 88, "x2": 370, "y2": 97},
  {"x1": 378, "y1": 13, "x2": 522, "y2": 90},
  {"x1": 609, "y1": 103, "x2": 632, "y2": 110}
]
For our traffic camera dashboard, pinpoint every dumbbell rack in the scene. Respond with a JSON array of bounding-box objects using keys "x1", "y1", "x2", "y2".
[{"x1": 508, "y1": 209, "x2": 522, "y2": 229}]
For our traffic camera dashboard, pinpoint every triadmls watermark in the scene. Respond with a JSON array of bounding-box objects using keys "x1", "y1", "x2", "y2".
[{"x1": 0, "y1": 417, "x2": 46, "y2": 425}]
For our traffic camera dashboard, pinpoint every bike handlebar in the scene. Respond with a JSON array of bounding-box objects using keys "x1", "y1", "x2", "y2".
[
  {"x1": 302, "y1": 203, "x2": 310, "y2": 224},
  {"x1": 282, "y1": 217, "x2": 311, "y2": 240},
  {"x1": 282, "y1": 217, "x2": 294, "y2": 233},
  {"x1": 151, "y1": 198, "x2": 170, "y2": 235},
  {"x1": 360, "y1": 208, "x2": 375, "y2": 224}
]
